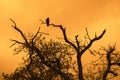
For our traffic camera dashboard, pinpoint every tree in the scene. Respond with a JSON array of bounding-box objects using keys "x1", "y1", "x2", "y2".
[
  {"x1": 2, "y1": 18, "x2": 106, "y2": 80},
  {"x1": 83, "y1": 44, "x2": 120, "y2": 80},
  {"x1": 46, "y1": 17, "x2": 50, "y2": 26},
  {"x1": 44, "y1": 18, "x2": 106, "y2": 80},
  {"x1": 2, "y1": 19, "x2": 76, "y2": 80}
]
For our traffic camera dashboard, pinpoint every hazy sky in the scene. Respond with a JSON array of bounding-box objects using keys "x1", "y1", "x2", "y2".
[{"x1": 0, "y1": 0, "x2": 120, "y2": 79}]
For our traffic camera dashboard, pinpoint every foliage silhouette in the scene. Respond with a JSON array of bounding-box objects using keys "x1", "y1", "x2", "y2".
[
  {"x1": 43, "y1": 18, "x2": 106, "y2": 80},
  {"x1": 4, "y1": 18, "x2": 120, "y2": 80},
  {"x1": 2, "y1": 19, "x2": 76, "y2": 80},
  {"x1": 84, "y1": 44, "x2": 120, "y2": 80}
]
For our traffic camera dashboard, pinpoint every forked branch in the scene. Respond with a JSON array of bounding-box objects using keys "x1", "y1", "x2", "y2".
[{"x1": 10, "y1": 18, "x2": 29, "y2": 44}]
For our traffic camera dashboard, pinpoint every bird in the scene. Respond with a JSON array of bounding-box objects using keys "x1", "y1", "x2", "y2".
[{"x1": 46, "y1": 17, "x2": 50, "y2": 26}]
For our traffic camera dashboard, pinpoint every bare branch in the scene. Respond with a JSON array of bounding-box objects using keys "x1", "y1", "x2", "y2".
[
  {"x1": 109, "y1": 71, "x2": 118, "y2": 76},
  {"x1": 9, "y1": 18, "x2": 17, "y2": 27},
  {"x1": 50, "y1": 23, "x2": 78, "y2": 50},
  {"x1": 32, "y1": 27, "x2": 40, "y2": 41},
  {"x1": 39, "y1": 19, "x2": 45, "y2": 24},
  {"x1": 10, "y1": 39, "x2": 25, "y2": 45},
  {"x1": 111, "y1": 63, "x2": 120, "y2": 66},
  {"x1": 85, "y1": 28, "x2": 91, "y2": 40},
  {"x1": 9, "y1": 42, "x2": 17, "y2": 48},
  {"x1": 46, "y1": 19, "x2": 106, "y2": 80},
  {"x1": 10, "y1": 18, "x2": 29, "y2": 44},
  {"x1": 81, "y1": 29, "x2": 106, "y2": 54},
  {"x1": 75, "y1": 35, "x2": 81, "y2": 49},
  {"x1": 88, "y1": 49, "x2": 95, "y2": 55}
]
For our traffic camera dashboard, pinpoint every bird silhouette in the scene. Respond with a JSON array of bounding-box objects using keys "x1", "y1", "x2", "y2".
[{"x1": 46, "y1": 17, "x2": 50, "y2": 26}]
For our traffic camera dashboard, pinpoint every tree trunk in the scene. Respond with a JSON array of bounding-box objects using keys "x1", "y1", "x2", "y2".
[
  {"x1": 102, "y1": 71, "x2": 108, "y2": 80},
  {"x1": 77, "y1": 54, "x2": 84, "y2": 80}
]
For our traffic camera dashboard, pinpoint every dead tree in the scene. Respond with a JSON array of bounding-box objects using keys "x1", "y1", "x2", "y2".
[
  {"x1": 102, "y1": 45, "x2": 120, "y2": 80},
  {"x1": 42, "y1": 18, "x2": 106, "y2": 80},
  {"x1": 84, "y1": 44, "x2": 120, "y2": 80}
]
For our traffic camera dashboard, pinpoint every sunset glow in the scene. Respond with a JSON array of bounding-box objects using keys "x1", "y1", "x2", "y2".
[{"x1": 0, "y1": 0, "x2": 120, "y2": 79}]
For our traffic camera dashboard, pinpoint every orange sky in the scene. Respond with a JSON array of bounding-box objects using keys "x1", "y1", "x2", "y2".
[{"x1": 0, "y1": 0, "x2": 120, "y2": 79}]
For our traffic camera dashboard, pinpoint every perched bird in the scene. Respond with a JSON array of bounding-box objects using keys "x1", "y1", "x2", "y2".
[{"x1": 46, "y1": 17, "x2": 50, "y2": 26}]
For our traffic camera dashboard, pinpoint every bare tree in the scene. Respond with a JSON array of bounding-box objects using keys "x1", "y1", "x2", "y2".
[
  {"x1": 41, "y1": 18, "x2": 106, "y2": 80},
  {"x1": 84, "y1": 44, "x2": 120, "y2": 80},
  {"x1": 102, "y1": 44, "x2": 120, "y2": 80},
  {"x1": 2, "y1": 18, "x2": 106, "y2": 80}
]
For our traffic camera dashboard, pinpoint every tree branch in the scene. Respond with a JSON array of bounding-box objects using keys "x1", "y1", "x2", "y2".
[
  {"x1": 111, "y1": 63, "x2": 120, "y2": 66},
  {"x1": 10, "y1": 39, "x2": 25, "y2": 45},
  {"x1": 50, "y1": 24, "x2": 78, "y2": 50},
  {"x1": 10, "y1": 19, "x2": 70, "y2": 79},
  {"x1": 109, "y1": 71, "x2": 118, "y2": 76},
  {"x1": 85, "y1": 28, "x2": 91, "y2": 40},
  {"x1": 81, "y1": 29, "x2": 106, "y2": 54},
  {"x1": 75, "y1": 35, "x2": 80, "y2": 49},
  {"x1": 10, "y1": 18, "x2": 29, "y2": 44},
  {"x1": 32, "y1": 27, "x2": 40, "y2": 41}
]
